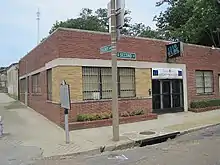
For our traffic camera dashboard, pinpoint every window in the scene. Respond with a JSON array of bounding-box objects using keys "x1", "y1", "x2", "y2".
[
  {"x1": 47, "y1": 69, "x2": 52, "y2": 100},
  {"x1": 20, "y1": 77, "x2": 29, "y2": 93},
  {"x1": 82, "y1": 67, "x2": 135, "y2": 100},
  {"x1": 196, "y1": 71, "x2": 213, "y2": 94},
  {"x1": 20, "y1": 78, "x2": 26, "y2": 93},
  {"x1": 32, "y1": 73, "x2": 41, "y2": 94}
]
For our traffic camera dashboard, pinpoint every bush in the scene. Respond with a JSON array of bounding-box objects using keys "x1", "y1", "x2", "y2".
[
  {"x1": 190, "y1": 99, "x2": 220, "y2": 109},
  {"x1": 120, "y1": 111, "x2": 130, "y2": 117},
  {"x1": 77, "y1": 109, "x2": 145, "y2": 122},
  {"x1": 101, "y1": 112, "x2": 112, "y2": 119},
  {"x1": 134, "y1": 109, "x2": 144, "y2": 116},
  {"x1": 77, "y1": 112, "x2": 112, "y2": 122}
]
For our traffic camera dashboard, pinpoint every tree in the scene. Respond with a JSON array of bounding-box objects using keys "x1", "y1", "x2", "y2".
[
  {"x1": 154, "y1": 0, "x2": 220, "y2": 47},
  {"x1": 49, "y1": 8, "x2": 133, "y2": 35},
  {"x1": 48, "y1": 7, "x2": 161, "y2": 39},
  {"x1": 49, "y1": 8, "x2": 107, "y2": 34}
]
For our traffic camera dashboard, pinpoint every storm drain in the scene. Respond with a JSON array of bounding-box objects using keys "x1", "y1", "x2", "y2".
[
  {"x1": 139, "y1": 131, "x2": 155, "y2": 136},
  {"x1": 137, "y1": 132, "x2": 180, "y2": 147}
]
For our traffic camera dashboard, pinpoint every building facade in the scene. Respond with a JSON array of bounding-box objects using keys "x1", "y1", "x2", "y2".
[
  {"x1": 0, "y1": 67, "x2": 7, "y2": 93},
  {"x1": 19, "y1": 28, "x2": 220, "y2": 127},
  {"x1": 7, "y1": 63, "x2": 19, "y2": 97}
]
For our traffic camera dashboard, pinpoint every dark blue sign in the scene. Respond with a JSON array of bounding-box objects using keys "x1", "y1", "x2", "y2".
[{"x1": 166, "y1": 42, "x2": 181, "y2": 58}]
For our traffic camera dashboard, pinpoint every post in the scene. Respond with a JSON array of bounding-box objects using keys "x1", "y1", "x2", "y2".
[
  {"x1": 60, "y1": 80, "x2": 70, "y2": 144},
  {"x1": 111, "y1": 0, "x2": 119, "y2": 141},
  {"x1": 64, "y1": 108, "x2": 70, "y2": 144}
]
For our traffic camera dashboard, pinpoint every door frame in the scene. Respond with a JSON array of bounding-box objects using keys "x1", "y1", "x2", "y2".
[{"x1": 152, "y1": 79, "x2": 184, "y2": 114}]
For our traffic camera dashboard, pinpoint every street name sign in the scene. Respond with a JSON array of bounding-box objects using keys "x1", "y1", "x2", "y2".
[
  {"x1": 100, "y1": 45, "x2": 112, "y2": 54},
  {"x1": 117, "y1": 51, "x2": 136, "y2": 60}
]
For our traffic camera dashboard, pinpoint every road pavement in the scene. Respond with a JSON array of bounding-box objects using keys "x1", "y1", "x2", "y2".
[{"x1": 35, "y1": 124, "x2": 220, "y2": 165}]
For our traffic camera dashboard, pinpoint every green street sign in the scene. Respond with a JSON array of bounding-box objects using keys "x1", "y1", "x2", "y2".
[
  {"x1": 117, "y1": 52, "x2": 136, "y2": 60},
  {"x1": 100, "y1": 45, "x2": 112, "y2": 54}
]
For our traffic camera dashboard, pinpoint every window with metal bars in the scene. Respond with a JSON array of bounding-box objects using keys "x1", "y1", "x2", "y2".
[
  {"x1": 32, "y1": 73, "x2": 41, "y2": 94},
  {"x1": 82, "y1": 67, "x2": 135, "y2": 100},
  {"x1": 195, "y1": 70, "x2": 213, "y2": 94},
  {"x1": 47, "y1": 69, "x2": 52, "y2": 100},
  {"x1": 20, "y1": 78, "x2": 26, "y2": 93}
]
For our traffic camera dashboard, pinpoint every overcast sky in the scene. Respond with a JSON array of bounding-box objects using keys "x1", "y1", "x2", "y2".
[{"x1": 0, "y1": 0, "x2": 167, "y2": 66}]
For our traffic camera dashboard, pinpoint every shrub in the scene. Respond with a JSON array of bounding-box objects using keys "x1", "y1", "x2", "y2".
[
  {"x1": 120, "y1": 111, "x2": 130, "y2": 117},
  {"x1": 101, "y1": 112, "x2": 112, "y2": 119},
  {"x1": 77, "y1": 114, "x2": 91, "y2": 122},
  {"x1": 77, "y1": 112, "x2": 112, "y2": 122},
  {"x1": 134, "y1": 109, "x2": 144, "y2": 116},
  {"x1": 77, "y1": 109, "x2": 145, "y2": 122},
  {"x1": 190, "y1": 99, "x2": 220, "y2": 109}
]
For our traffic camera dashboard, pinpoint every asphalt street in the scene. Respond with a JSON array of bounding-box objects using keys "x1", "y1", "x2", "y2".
[{"x1": 36, "y1": 124, "x2": 220, "y2": 165}]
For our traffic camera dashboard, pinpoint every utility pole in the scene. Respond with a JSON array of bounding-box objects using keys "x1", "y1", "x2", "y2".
[
  {"x1": 111, "y1": 0, "x2": 119, "y2": 141},
  {"x1": 36, "y1": 8, "x2": 40, "y2": 44}
]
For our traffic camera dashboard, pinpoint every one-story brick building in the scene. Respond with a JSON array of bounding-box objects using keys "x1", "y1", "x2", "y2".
[{"x1": 19, "y1": 28, "x2": 220, "y2": 129}]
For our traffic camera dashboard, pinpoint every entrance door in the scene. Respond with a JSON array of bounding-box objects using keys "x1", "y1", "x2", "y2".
[
  {"x1": 162, "y1": 80, "x2": 171, "y2": 109},
  {"x1": 152, "y1": 79, "x2": 184, "y2": 113}
]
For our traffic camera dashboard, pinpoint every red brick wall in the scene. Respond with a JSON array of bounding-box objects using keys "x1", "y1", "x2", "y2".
[
  {"x1": 20, "y1": 71, "x2": 62, "y2": 125},
  {"x1": 58, "y1": 29, "x2": 166, "y2": 62},
  {"x1": 19, "y1": 32, "x2": 60, "y2": 76},
  {"x1": 18, "y1": 28, "x2": 220, "y2": 127},
  {"x1": 58, "y1": 29, "x2": 220, "y2": 103},
  {"x1": 61, "y1": 98, "x2": 152, "y2": 123}
]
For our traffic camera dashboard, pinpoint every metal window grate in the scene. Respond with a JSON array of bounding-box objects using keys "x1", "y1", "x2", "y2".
[
  {"x1": 47, "y1": 69, "x2": 52, "y2": 100},
  {"x1": 32, "y1": 73, "x2": 41, "y2": 94},
  {"x1": 82, "y1": 67, "x2": 135, "y2": 100},
  {"x1": 196, "y1": 70, "x2": 213, "y2": 94}
]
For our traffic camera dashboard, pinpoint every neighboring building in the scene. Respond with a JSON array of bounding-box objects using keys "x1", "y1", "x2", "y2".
[
  {"x1": 18, "y1": 28, "x2": 220, "y2": 128},
  {"x1": 0, "y1": 67, "x2": 7, "y2": 93},
  {"x1": 7, "y1": 63, "x2": 19, "y2": 97}
]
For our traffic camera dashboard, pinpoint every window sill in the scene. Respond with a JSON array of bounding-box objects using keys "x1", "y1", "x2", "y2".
[
  {"x1": 31, "y1": 93, "x2": 42, "y2": 96},
  {"x1": 78, "y1": 96, "x2": 152, "y2": 103},
  {"x1": 196, "y1": 93, "x2": 214, "y2": 96}
]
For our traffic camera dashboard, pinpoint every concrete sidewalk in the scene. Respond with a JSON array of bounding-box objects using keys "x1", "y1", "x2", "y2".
[{"x1": 0, "y1": 93, "x2": 220, "y2": 158}]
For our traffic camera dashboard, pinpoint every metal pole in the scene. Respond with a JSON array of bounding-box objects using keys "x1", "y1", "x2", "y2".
[
  {"x1": 37, "y1": 8, "x2": 40, "y2": 44},
  {"x1": 111, "y1": 0, "x2": 119, "y2": 141},
  {"x1": 64, "y1": 108, "x2": 70, "y2": 144}
]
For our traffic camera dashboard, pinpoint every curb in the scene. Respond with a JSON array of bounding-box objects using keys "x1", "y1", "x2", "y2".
[
  {"x1": 40, "y1": 132, "x2": 180, "y2": 160},
  {"x1": 39, "y1": 122, "x2": 220, "y2": 161},
  {"x1": 179, "y1": 123, "x2": 220, "y2": 136}
]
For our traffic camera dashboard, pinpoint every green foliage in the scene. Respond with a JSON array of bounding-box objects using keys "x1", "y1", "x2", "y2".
[
  {"x1": 76, "y1": 109, "x2": 145, "y2": 122},
  {"x1": 155, "y1": 0, "x2": 220, "y2": 47},
  {"x1": 76, "y1": 112, "x2": 112, "y2": 122},
  {"x1": 190, "y1": 99, "x2": 220, "y2": 109},
  {"x1": 48, "y1": 8, "x2": 159, "y2": 39}
]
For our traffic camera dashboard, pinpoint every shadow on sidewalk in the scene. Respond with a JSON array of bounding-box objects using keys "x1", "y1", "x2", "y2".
[{"x1": 4, "y1": 101, "x2": 27, "y2": 110}]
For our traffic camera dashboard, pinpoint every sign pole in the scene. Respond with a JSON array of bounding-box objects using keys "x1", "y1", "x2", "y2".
[
  {"x1": 60, "y1": 80, "x2": 71, "y2": 144},
  {"x1": 64, "y1": 108, "x2": 70, "y2": 144},
  {"x1": 111, "y1": 0, "x2": 119, "y2": 141}
]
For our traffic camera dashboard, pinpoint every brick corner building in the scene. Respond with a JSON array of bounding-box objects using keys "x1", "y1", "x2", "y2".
[{"x1": 19, "y1": 28, "x2": 220, "y2": 129}]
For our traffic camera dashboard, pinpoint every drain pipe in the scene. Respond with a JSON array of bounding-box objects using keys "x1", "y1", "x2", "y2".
[{"x1": 0, "y1": 116, "x2": 3, "y2": 137}]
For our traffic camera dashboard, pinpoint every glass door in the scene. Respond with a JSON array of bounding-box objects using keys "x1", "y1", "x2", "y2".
[
  {"x1": 152, "y1": 80, "x2": 161, "y2": 110},
  {"x1": 172, "y1": 79, "x2": 183, "y2": 108},
  {"x1": 162, "y1": 80, "x2": 171, "y2": 109}
]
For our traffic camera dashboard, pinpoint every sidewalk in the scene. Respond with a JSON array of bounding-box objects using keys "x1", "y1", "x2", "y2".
[{"x1": 0, "y1": 93, "x2": 220, "y2": 158}]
